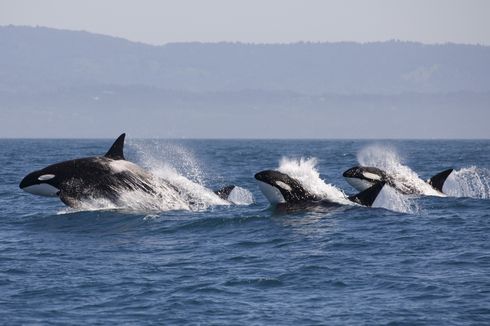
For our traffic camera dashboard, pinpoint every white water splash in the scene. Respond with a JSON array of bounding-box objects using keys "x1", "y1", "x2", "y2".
[
  {"x1": 357, "y1": 144, "x2": 443, "y2": 197},
  {"x1": 60, "y1": 189, "x2": 190, "y2": 214},
  {"x1": 442, "y1": 166, "x2": 490, "y2": 199},
  {"x1": 131, "y1": 140, "x2": 206, "y2": 185},
  {"x1": 278, "y1": 157, "x2": 351, "y2": 205},
  {"x1": 148, "y1": 164, "x2": 229, "y2": 210},
  {"x1": 131, "y1": 141, "x2": 254, "y2": 209},
  {"x1": 372, "y1": 185, "x2": 419, "y2": 214},
  {"x1": 227, "y1": 186, "x2": 256, "y2": 205},
  {"x1": 57, "y1": 198, "x2": 120, "y2": 214},
  {"x1": 277, "y1": 156, "x2": 415, "y2": 213}
]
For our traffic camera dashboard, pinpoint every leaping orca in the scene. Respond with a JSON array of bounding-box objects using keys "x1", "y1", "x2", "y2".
[
  {"x1": 254, "y1": 170, "x2": 386, "y2": 210},
  {"x1": 19, "y1": 133, "x2": 237, "y2": 208},
  {"x1": 342, "y1": 166, "x2": 453, "y2": 195}
]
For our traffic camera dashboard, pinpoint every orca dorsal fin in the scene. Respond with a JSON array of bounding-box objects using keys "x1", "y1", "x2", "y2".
[
  {"x1": 428, "y1": 168, "x2": 453, "y2": 193},
  {"x1": 214, "y1": 185, "x2": 236, "y2": 200},
  {"x1": 105, "y1": 133, "x2": 126, "y2": 160},
  {"x1": 348, "y1": 182, "x2": 386, "y2": 207}
]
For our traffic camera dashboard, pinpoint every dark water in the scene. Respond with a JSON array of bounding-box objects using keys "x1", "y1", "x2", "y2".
[{"x1": 1, "y1": 139, "x2": 489, "y2": 325}]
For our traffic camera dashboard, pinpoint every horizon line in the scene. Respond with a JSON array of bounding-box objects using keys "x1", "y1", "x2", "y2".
[
  {"x1": 3, "y1": 24, "x2": 490, "y2": 48},
  {"x1": 1, "y1": 137, "x2": 488, "y2": 141}
]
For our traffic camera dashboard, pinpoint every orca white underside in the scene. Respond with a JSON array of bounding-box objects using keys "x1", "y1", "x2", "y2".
[
  {"x1": 256, "y1": 181, "x2": 286, "y2": 205},
  {"x1": 344, "y1": 177, "x2": 374, "y2": 192},
  {"x1": 22, "y1": 184, "x2": 60, "y2": 197}
]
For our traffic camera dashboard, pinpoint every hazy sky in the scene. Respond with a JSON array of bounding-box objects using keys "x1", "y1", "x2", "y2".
[{"x1": 1, "y1": 0, "x2": 489, "y2": 45}]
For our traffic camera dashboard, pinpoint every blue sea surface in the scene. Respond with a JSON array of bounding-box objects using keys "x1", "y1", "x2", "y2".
[{"x1": 0, "y1": 139, "x2": 489, "y2": 325}]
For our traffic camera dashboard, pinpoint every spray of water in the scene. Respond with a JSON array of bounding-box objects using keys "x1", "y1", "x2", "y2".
[
  {"x1": 371, "y1": 184, "x2": 419, "y2": 214},
  {"x1": 131, "y1": 140, "x2": 206, "y2": 185},
  {"x1": 226, "y1": 186, "x2": 255, "y2": 205},
  {"x1": 357, "y1": 144, "x2": 442, "y2": 196},
  {"x1": 443, "y1": 166, "x2": 490, "y2": 199},
  {"x1": 278, "y1": 157, "x2": 350, "y2": 205}
]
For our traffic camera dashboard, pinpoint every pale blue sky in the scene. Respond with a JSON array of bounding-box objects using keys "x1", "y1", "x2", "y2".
[{"x1": 1, "y1": 0, "x2": 489, "y2": 45}]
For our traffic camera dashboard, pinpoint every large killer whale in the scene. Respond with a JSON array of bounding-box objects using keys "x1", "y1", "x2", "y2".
[
  {"x1": 342, "y1": 166, "x2": 453, "y2": 195},
  {"x1": 254, "y1": 170, "x2": 386, "y2": 210},
  {"x1": 19, "y1": 134, "x2": 237, "y2": 208}
]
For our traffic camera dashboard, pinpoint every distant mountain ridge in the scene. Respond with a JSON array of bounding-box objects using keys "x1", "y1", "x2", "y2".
[
  {"x1": 1, "y1": 26, "x2": 489, "y2": 138},
  {"x1": 1, "y1": 25, "x2": 490, "y2": 95}
]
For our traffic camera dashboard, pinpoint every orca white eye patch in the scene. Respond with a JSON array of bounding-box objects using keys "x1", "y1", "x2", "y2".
[{"x1": 38, "y1": 174, "x2": 55, "y2": 181}]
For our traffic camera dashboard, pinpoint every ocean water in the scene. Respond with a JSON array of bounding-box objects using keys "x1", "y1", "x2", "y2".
[{"x1": 1, "y1": 139, "x2": 489, "y2": 325}]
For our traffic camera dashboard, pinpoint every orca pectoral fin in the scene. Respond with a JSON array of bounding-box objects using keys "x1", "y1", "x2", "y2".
[
  {"x1": 214, "y1": 185, "x2": 236, "y2": 200},
  {"x1": 428, "y1": 168, "x2": 453, "y2": 193},
  {"x1": 58, "y1": 192, "x2": 80, "y2": 208},
  {"x1": 105, "y1": 133, "x2": 126, "y2": 160},
  {"x1": 348, "y1": 182, "x2": 386, "y2": 207}
]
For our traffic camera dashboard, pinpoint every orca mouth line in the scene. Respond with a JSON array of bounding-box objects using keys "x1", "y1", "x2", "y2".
[{"x1": 19, "y1": 176, "x2": 30, "y2": 189}]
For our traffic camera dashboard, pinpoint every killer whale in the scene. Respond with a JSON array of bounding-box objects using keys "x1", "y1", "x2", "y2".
[
  {"x1": 19, "y1": 133, "x2": 238, "y2": 208},
  {"x1": 254, "y1": 170, "x2": 386, "y2": 210},
  {"x1": 342, "y1": 166, "x2": 453, "y2": 195}
]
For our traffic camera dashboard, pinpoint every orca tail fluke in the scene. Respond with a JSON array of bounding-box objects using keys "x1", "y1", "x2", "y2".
[
  {"x1": 105, "y1": 133, "x2": 126, "y2": 160},
  {"x1": 428, "y1": 168, "x2": 453, "y2": 193},
  {"x1": 348, "y1": 182, "x2": 386, "y2": 207},
  {"x1": 214, "y1": 185, "x2": 236, "y2": 201}
]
